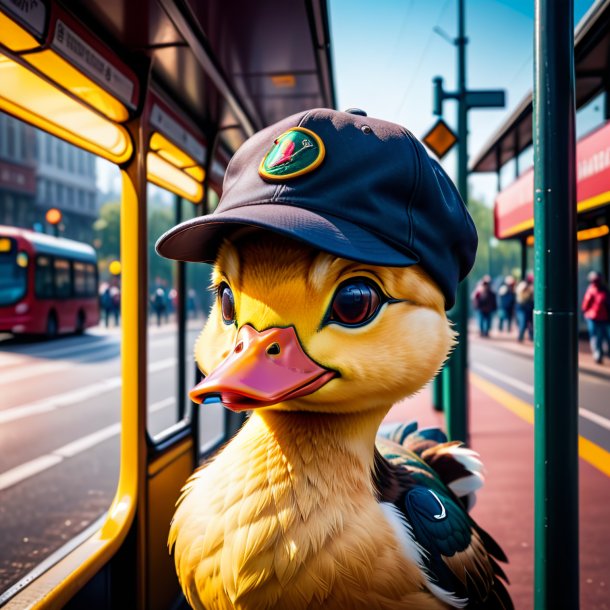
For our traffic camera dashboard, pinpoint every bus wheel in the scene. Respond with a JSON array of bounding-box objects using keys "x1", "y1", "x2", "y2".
[
  {"x1": 46, "y1": 312, "x2": 58, "y2": 340},
  {"x1": 75, "y1": 311, "x2": 85, "y2": 335}
]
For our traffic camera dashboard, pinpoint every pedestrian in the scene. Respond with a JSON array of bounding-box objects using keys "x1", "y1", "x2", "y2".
[
  {"x1": 109, "y1": 285, "x2": 120, "y2": 326},
  {"x1": 472, "y1": 275, "x2": 497, "y2": 337},
  {"x1": 497, "y1": 275, "x2": 516, "y2": 333},
  {"x1": 100, "y1": 284, "x2": 112, "y2": 328},
  {"x1": 152, "y1": 287, "x2": 168, "y2": 326},
  {"x1": 515, "y1": 274, "x2": 534, "y2": 342},
  {"x1": 582, "y1": 271, "x2": 610, "y2": 364}
]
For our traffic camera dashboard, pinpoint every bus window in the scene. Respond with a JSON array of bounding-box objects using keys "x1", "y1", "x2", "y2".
[
  {"x1": 0, "y1": 238, "x2": 27, "y2": 305},
  {"x1": 54, "y1": 258, "x2": 72, "y2": 298},
  {"x1": 35, "y1": 255, "x2": 54, "y2": 298},
  {"x1": 74, "y1": 261, "x2": 87, "y2": 296}
]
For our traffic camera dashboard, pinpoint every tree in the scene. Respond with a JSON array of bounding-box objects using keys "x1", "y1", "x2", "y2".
[{"x1": 467, "y1": 197, "x2": 521, "y2": 284}]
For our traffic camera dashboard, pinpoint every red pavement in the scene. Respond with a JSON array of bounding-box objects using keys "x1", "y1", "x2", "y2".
[{"x1": 386, "y1": 380, "x2": 610, "y2": 610}]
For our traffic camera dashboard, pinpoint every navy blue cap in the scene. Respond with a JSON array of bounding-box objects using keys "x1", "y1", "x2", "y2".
[{"x1": 156, "y1": 108, "x2": 477, "y2": 309}]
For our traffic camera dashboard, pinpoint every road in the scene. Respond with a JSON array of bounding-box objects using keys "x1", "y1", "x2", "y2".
[
  {"x1": 0, "y1": 325, "x2": 608, "y2": 598},
  {"x1": 470, "y1": 338, "x2": 610, "y2": 454},
  {"x1": 0, "y1": 319, "x2": 224, "y2": 595}
]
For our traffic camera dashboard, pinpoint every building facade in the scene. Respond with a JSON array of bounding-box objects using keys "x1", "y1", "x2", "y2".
[{"x1": 0, "y1": 112, "x2": 98, "y2": 242}]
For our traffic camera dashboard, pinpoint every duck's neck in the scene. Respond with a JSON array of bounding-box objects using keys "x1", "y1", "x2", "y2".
[{"x1": 247, "y1": 407, "x2": 389, "y2": 496}]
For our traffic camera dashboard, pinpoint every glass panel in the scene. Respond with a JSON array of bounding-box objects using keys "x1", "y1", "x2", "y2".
[
  {"x1": 578, "y1": 237, "x2": 604, "y2": 331},
  {"x1": 0, "y1": 111, "x2": 121, "y2": 599},
  {"x1": 147, "y1": 183, "x2": 181, "y2": 437},
  {"x1": 179, "y1": 198, "x2": 226, "y2": 452}
]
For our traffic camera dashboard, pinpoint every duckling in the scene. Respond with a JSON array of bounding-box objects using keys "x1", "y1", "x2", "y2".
[{"x1": 157, "y1": 108, "x2": 512, "y2": 609}]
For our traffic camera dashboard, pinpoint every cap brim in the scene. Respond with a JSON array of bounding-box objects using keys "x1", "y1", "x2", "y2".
[{"x1": 155, "y1": 203, "x2": 420, "y2": 268}]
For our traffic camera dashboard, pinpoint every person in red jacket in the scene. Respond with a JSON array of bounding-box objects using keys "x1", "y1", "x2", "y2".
[{"x1": 582, "y1": 271, "x2": 610, "y2": 364}]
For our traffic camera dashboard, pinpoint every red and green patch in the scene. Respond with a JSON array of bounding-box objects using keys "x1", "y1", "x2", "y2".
[{"x1": 258, "y1": 127, "x2": 325, "y2": 180}]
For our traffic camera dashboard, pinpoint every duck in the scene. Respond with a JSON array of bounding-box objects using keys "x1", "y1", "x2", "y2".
[{"x1": 157, "y1": 108, "x2": 513, "y2": 610}]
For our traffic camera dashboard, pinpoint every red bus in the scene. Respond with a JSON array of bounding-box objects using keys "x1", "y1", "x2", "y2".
[{"x1": 0, "y1": 226, "x2": 100, "y2": 337}]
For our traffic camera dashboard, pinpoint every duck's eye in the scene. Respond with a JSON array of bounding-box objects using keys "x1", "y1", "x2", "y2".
[
  {"x1": 329, "y1": 280, "x2": 381, "y2": 326},
  {"x1": 219, "y1": 283, "x2": 235, "y2": 324}
]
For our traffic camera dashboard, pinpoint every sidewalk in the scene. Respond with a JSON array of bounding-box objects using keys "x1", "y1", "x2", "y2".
[
  {"x1": 386, "y1": 380, "x2": 610, "y2": 610},
  {"x1": 468, "y1": 321, "x2": 610, "y2": 380}
]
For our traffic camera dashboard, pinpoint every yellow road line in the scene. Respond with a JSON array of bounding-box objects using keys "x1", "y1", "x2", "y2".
[{"x1": 470, "y1": 372, "x2": 610, "y2": 478}]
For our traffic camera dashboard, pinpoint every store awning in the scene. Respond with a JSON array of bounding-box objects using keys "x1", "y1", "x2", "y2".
[{"x1": 495, "y1": 121, "x2": 610, "y2": 238}]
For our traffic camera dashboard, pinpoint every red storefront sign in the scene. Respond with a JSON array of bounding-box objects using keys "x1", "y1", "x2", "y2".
[
  {"x1": 0, "y1": 161, "x2": 36, "y2": 195},
  {"x1": 495, "y1": 120, "x2": 610, "y2": 238}
]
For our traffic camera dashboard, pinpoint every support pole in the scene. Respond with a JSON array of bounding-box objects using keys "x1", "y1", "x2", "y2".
[
  {"x1": 175, "y1": 194, "x2": 187, "y2": 420},
  {"x1": 533, "y1": 1, "x2": 579, "y2": 607},
  {"x1": 444, "y1": 0, "x2": 469, "y2": 443}
]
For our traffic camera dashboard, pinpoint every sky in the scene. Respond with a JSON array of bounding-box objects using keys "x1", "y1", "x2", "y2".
[{"x1": 329, "y1": 0, "x2": 596, "y2": 206}]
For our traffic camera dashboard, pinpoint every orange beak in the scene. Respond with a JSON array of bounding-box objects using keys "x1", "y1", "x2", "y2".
[{"x1": 190, "y1": 325, "x2": 337, "y2": 411}]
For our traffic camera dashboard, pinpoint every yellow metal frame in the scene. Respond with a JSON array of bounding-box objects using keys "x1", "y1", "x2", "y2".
[
  {"x1": 0, "y1": 52, "x2": 133, "y2": 164},
  {"x1": 147, "y1": 151, "x2": 204, "y2": 203}
]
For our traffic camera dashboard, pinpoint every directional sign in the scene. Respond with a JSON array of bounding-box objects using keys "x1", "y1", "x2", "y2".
[
  {"x1": 466, "y1": 89, "x2": 505, "y2": 109},
  {"x1": 422, "y1": 118, "x2": 458, "y2": 159}
]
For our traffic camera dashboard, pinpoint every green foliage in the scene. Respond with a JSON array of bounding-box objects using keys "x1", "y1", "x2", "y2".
[{"x1": 467, "y1": 197, "x2": 521, "y2": 284}]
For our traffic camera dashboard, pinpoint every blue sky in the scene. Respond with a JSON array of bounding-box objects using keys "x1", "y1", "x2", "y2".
[{"x1": 329, "y1": 0, "x2": 596, "y2": 205}]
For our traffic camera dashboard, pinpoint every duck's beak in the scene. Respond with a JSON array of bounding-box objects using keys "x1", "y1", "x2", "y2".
[{"x1": 189, "y1": 325, "x2": 337, "y2": 411}]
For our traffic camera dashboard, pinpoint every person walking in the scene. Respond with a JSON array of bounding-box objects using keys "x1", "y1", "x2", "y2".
[
  {"x1": 515, "y1": 274, "x2": 534, "y2": 342},
  {"x1": 497, "y1": 275, "x2": 516, "y2": 333},
  {"x1": 152, "y1": 287, "x2": 168, "y2": 327},
  {"x1": 582, "y1": 271, "x2": 609, "y2": 364},
  {"x1": 472, "y1": 275, "x2": 497, "y2": 337}
]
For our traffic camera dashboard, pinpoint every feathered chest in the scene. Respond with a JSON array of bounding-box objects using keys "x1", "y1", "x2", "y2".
[{"x1": 169, "y1": 414, "x2": 445, "y2": 610}]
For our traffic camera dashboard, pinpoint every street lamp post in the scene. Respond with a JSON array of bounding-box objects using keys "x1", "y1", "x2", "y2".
[{"x1": 431, "y1": 0, "x2": 505, "y2": 443}]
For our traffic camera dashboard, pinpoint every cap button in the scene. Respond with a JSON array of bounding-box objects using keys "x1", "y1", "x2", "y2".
[{"x1": 344, "y1": 108, "x2": 367, "y2": 116}]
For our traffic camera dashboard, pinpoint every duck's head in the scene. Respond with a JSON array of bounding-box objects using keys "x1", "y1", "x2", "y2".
[
  {"x1": 190, "y1": 230, "x2": 454, "y2": 414},
  {"x1": 156, "y1": 108, "x2": 477, "y2": 415}
]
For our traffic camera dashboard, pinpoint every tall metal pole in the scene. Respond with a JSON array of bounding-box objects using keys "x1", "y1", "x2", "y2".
[
  {"x1": 533, "y1": 1, "x2": 579, "y2": 608},
  {"x1": 444, "y1": 0, "x2": 469, "y2": 443},
  {"x1": 175, "y1": 194, "x2": 187, "y2": 420}
]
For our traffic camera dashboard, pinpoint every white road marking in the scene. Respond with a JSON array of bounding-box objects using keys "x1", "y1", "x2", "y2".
[
  {"x1": 579, "y1": 407, "x2": 610, "y2": 431},
  {"x1": 150, "y1": 396, "x2": 175, "y2": 412},
  {"x1": 0, "y1": 396, "x2": 178, "y2": 491},
  {"x1": 0, "y1": 455, "x2": 63, "y2": 491},
  {"x1": 0, "y1": 336, "x2": 176, "y2": 384},
  {"x1": 472, "y1": 363, "x2": 610, "y2": 432},
  {"x1": 471, "y1": 363, "x2": 534, "y2": 394},
  {"x1": 0, "y1": 358, "x2": 176, "y2": 424}
]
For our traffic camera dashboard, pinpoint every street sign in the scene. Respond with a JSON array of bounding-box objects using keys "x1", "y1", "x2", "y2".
[
  {"x1": 466, "y1": 89, "x2": 505, "y2": 109},
  {"x1": 422, "y1": 118, "x2": 458, "y2": 159}
]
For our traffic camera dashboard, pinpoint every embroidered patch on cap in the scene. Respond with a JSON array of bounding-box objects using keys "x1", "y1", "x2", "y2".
[{"x1": 259, "y1": 127, "x2": 325, "y2": 180}]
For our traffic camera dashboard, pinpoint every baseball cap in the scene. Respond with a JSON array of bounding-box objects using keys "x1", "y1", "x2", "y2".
[{"x1": 156, "y1": 108, "x2": 477, "y2": 309}]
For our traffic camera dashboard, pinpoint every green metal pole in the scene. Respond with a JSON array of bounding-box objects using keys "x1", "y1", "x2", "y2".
[
  {"x1": 533, "y1": 1, "x2": 579, "y2": 608},
  {"x1": 444, "y1": 0, "x2": 469, "y2": 443},
  {"x1": 432, "y1": 375, "x2": 444, "y2": 412}
]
